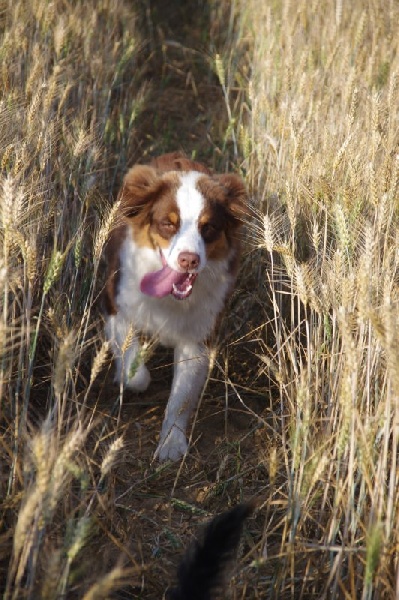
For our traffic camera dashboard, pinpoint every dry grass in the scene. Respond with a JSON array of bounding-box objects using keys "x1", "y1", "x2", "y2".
[
  {"x1": 0, "y1": 0, "x2": 146, "y2": 596},
  {"x1": 0, "y1": 1, "x2": 260, "y2": 598},
  {"x1": 2, "y1": 0, "x2": 399, "y2": 598},
  {"x1": 217, "y1": 0, "x2": 399, "y2": 596}
]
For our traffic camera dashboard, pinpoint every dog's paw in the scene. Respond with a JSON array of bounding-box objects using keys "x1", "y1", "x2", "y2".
[
  {"x1": 125, "y1": 364, "x2": 151, "y2": 392},
  {"x1": 155, "y1": 426, "x2": 188, "y2": 462}
]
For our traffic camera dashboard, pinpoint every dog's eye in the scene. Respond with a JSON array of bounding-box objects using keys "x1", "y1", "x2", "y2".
[
  {"x1": 201, "y1": 222, "x2": 220, "y2": 242},
  {"x1": 160, "y1": 220, "x2": 176, "y2": 231},
  {"x1": 157, "y1": 219, "x2": 178, "y2": 238}
]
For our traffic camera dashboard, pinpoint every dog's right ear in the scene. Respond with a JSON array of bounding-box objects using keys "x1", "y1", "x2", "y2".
[{"x1": 119, "y1": 165, "x2": 163, "y2": 218}]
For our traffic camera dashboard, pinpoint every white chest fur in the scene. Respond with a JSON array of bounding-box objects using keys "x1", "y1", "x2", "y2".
[{"x1": 114, "y1": 230, "x2": 233, "y2": 347}]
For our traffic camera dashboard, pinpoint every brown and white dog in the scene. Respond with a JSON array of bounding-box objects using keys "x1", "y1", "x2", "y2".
[{"x1": 104, "y1": 152, "x2": 247, "y2": 461}]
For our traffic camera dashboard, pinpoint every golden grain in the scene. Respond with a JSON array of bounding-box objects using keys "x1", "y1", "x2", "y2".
[
  {"x1": 94, "y1": 200, "x2": 121, "y2": 261},
  {"x1": 53, "y1": 331, "x2": 76, "y2": 397},
  {"x1": 120, "y1": 323, "x2": 135, "y2": 355},
  {"x1": 43, "y1": 250, "x2": 64, "y2": 295},
  {"x1": 90, "y1": 340, "x2": 110, "y2": 385},
  {"x1": 214, "y1": 53, "x2": 226, "y2": 88},
  {"x1": 232, "y1": 0, "x2": 399, "y2": 592},
  {"x1": 82, "y1": 566, "x2": 128, "y2": 600},
  {"x1": 262, "y1": 214, "x2": 275, "y2": 253},
  {"x1": 1, "y1": 7, "x2": 143, "y2": 594},
  {"x1": 2, "y1": 0, "x2": 399, "y2": 595},
  {"x1": 100, "y1": 436, "x2": 124, "y2": 478}
]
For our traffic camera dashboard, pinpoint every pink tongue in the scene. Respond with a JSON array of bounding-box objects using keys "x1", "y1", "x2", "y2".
[{"x1": 140, "y1": 265, "x2": 188, "y2": 298}]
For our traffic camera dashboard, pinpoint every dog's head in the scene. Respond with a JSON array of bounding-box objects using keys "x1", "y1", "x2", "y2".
[{"x1": 119, "y1": 159, "x2": 248, "y2": 300}]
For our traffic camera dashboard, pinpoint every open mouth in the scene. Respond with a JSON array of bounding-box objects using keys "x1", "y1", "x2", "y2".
[
  {"x1": 140, "y1": 251, "x2": 198, "y2": 300},
  {"x1": 171, "y1": 272, "x2": 197, "y2": 299}
]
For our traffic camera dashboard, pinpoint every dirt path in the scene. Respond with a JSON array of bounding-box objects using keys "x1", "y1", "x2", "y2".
[
  {"x1": 134, "y1": 0, "x2": 230, "y2": 165},
  {"x1": 94, "y1": 4, "x2": 266, "y2": 597}
]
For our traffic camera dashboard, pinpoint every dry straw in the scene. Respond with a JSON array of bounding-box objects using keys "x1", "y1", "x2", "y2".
[
  {"x1": 1, "y1": 0, "x2": 146, "y2": 596},
  {"x1": 230, "y1": 0, "x2": 399, "y2": 595}
]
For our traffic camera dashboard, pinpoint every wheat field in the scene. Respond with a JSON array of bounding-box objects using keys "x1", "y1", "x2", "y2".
[
  {"x1": 1, "y1": 0, "x2": 399, "y2": 598},
  {"x1": 0, "y1": 1, "x2": 146, "y2": 597},
  {"x1": 228, "y1": 0, "x2": 399, "y2": 597}
]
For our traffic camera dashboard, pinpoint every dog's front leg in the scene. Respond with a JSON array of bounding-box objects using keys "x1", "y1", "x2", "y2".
[
  {"x1": 156, "y1": 343, "x2": 209, "y2": 462},
  {"x1": 105, "y1": 313, "x2": 151, "y2": 392}
]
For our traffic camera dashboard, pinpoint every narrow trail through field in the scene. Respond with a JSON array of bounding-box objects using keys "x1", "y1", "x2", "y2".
[
  {"x1": 135, "y1": 1, "x2": 229, "y2": 164},
  {"x1": 95, "y1": 4, "x2": 267, "y2": 597}
]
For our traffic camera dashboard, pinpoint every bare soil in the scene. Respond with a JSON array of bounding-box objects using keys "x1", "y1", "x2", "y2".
[{"x1": 88, "y1": 1, "x2": 271, "y2": 598}]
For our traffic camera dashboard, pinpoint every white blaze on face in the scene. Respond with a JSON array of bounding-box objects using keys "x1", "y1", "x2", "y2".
[{"x1": 165, "y1": 172, "x2": 206, "y2": 272}]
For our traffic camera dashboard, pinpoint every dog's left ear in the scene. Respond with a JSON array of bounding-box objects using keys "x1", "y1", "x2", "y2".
[
  {"x1": 217, "y1": 173, "x2": 249, "y2": 226},
  {"x1": 119, "y1": 165, "x2": 164, "y2": 218}
]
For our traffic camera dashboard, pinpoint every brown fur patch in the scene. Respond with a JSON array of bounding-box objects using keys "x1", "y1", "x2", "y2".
[
  {"x1": 167, "y1": 211, "x2": 179, "y2": 225},
  {"x1": 150, "y1": 151, "x2": 211, "y2": 175},
  {"x1": 196, "y1": 173, "x2": 247, "y2": 272},
  {"x1": 197, "y1": 174, "x2": 247, "y2": 265},
  {"x1": 121, "y1": 170, "x2": 181, "y2": 248},
  {"x1": 130, "y1": 216, "x2": 177, "y2": 250},
  {"x1": 148, "y1": 231, "x2": 172, "y2": 250},
  {"x1": 196, "y1": 174, "x2": 248, "y2": 226},
  {"x1": 199, "y1": 205, "x2": 229, "y2": 259},
  {"x1": 205, "y1": 231, "x2": 230, "y2": 260},
  {"x1": 119, "y1": 165, "x2": 164, "y2": 218},
  {"x1": 148, "y1": 177, "x2": 180, "y2": 243}
]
